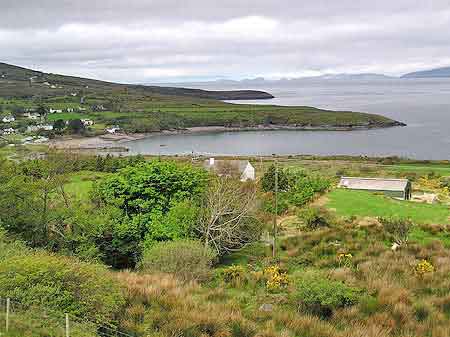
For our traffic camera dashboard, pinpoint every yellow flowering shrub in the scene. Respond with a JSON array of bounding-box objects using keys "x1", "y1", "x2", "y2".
[
  {"x1": 264, "y1": 265, "x2": 289, "y2": 291},
  {"x1": 415, "y1": 260, "x2": 434, "y2": 276},
  {"x1": 337, "y1": 253, "x2": 353, "y2": 268},
  {"x1": 222, "y1": 265, "x2": 246, "y2": 285}
]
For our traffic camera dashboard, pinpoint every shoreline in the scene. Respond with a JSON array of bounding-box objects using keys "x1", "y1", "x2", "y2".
[{"x1": 49, "y1": 123, "x2": 406, "y2": 151}]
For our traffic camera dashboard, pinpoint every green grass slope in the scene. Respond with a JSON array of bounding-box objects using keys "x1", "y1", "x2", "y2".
[{"x1": 326, "y1": 189, "x2": 449, "y2": 224}]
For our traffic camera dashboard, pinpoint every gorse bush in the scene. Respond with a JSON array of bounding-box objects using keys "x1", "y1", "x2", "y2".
[
  {"x1": 222, "y1": 265, "x2": 246, "y2": 285},
  {"x1": 414, "y1": 259, "x2": 434, "y2": 276},
  {"x1": 0, "y1": 249, "x2": 124, "y2": 324},
  {"x1": 139, "y1": 239, "x2": 217, "y2": 282},
  {"x1": 295, "y1": 274, "x2": 361, "y2": 318},
  {"x1": 264, "y1": 265, "x2": 289, "y2": 291}
]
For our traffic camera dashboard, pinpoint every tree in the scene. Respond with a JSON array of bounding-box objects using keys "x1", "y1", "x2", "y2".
[
  {"x1": 36, "y1": 105, "x2": 48, "y2": 119},
  {"x1": 67, "y1": 119, "x2": 85, "y2": 134},
  {"x1": 261, "y1": 164, "x2": 290, "y2": 192},
  {"x1": 93, "y1": 161, "x2": 208, "y2": 267},
  {"x1": 53, "y1": 119, "x2": 66, "y2": 132},
  {"x1": 196, "y1": 177, "x2": 262, "y2": 256}
]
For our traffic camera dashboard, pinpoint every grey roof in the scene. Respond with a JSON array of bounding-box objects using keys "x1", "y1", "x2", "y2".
[
  {"x1": 204, "y1": 160, "x2": 251, "y2": 174},
  {"x1": 339, "y1": 177, "x2": 409, "y2": 192}
]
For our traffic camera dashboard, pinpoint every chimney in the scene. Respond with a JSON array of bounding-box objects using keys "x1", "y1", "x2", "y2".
[{"x1": 209, "y1": 157, "x2": 215, "y2": 166}]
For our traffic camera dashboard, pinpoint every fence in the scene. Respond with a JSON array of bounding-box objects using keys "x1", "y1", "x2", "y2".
[{"x1": 0, "y1": 298, "x2": 134, "y2": 337}]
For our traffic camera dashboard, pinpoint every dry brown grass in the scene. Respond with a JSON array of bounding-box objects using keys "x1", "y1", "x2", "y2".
[{"x1": 113, "y1": 216, "x2": 450, "y2": 337}]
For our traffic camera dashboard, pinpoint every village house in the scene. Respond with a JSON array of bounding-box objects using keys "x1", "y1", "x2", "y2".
[
  {"x1": 1, "y1": 128, "x2": 16, "y2": 135},
  {"x1": 106, "y1": 126, "x2": 121, "y2": 134},
  {"x1": 81, "y1": 119, "x2": 94, "y2": 126},
  {"x1": 49, "y1": 108, "x2": 63, "y2": 114},
  {"x1": 204, "y1": 158, "x2": 256, "y2": 182},
  {"x1": 338, "y1": 177, "x2": 412, "y2": 200},
  {"x1": 27, "y1": 124, "x2": 54, "y2": 132},
  {"x1": 25, "y1": 112, "x2": 41, "y2": 120},
  {"x1": 2, "y1": 115, "x2": 15, "y2": 123},
  {"x1": 67, "y1": 108, "x2": 74, "y2": 113}
]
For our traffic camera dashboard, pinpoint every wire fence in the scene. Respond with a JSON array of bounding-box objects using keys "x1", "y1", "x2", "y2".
[{"x1": 0, "y1": 297, "x2": 134, "y2": 337}]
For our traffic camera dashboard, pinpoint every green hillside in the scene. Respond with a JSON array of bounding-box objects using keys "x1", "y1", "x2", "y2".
[{"x1": 0, "y1": 62, "x2": 405, "y2": 135}]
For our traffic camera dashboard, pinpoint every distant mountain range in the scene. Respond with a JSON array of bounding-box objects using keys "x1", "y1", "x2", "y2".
[
  {"x1": 401, "y1": 66, "x2": 450, "y2": 78},
  {"x1": 155, "y1": 67, "x2": 450, "y2": 87}
]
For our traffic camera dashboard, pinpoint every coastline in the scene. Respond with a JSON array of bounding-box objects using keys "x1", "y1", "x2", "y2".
[{"x1": 49, "y1": 122, "x2": 406, "y2": 151}]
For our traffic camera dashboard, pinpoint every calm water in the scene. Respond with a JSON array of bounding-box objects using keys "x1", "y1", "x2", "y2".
[{"x1": 126, "y1": 79, "x2": 450, "y2": 160}]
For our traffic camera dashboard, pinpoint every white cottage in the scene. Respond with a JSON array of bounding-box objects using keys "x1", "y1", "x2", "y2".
[
  {"x1": 204, "y1": 158, "x2": 255, "y2": 182},
  {"x1": 2, "y1": 115, "x2": 15, "y2": 123}
]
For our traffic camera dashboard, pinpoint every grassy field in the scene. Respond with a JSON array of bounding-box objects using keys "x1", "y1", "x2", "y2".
[
  {"x1": 64, "y1": 171, "x2": 108, "y2": 201},
  {"x1": 326, "y1": 189, "x2": 450, "y2": 224}
]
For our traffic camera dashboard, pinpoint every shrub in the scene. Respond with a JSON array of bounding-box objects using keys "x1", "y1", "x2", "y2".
[
  {"x1": 298, "y1": 207, "x2": 332, "y2": 230},
  {"x1": 337, "y1": 253, "x2": 353, "y2": 268},
  {"x1": 414, "y1": 259, "x2": 434, "y2": 276},
  {"x1": 379, "y1": 217, "x2": 413, "y2": 245},
  {"x1": 140, "y1": 240, "x2": 216, "y2": 282},
  {"x1": 0, "y1": 250, "x2": 124, "y2": 323},
  {"x1": 264, "y1": 265, "x2": 289, "y2": 291},
  {"x1": 295, "y1": 275, "x2": 361, "y2": 318},
  {"x1": 222, "y1": 265, "x2": 246, "y2": 285}
]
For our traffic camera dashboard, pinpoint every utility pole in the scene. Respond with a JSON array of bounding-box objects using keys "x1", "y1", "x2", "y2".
[{"x1": 272, "y1": 159, "x2": 278, "y2": 259}]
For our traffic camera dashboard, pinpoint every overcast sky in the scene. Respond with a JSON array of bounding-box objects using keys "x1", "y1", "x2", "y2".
[{"x1": 2, "y1": 0, "x2": 450, "y2": 83}]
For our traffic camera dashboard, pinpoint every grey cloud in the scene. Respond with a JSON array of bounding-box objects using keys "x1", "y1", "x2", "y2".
[{"x1": 1, "y1": 1, "x2": 450, "y2": 82}]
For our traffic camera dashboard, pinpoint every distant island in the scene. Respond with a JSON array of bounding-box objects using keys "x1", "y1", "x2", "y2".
[{"x1": 401, "y1": 66, "x2": 450, "y2": 78}]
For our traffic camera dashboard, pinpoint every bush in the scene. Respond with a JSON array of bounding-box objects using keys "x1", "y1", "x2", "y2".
[
  {"x1": 222, "y1": 265, "x2": 247, "y2": 286},
  {"x1": 380, "y1": 217, "x2": 413, "y2": 245},
  {"x1": 295, "y1": 274, "x2": 361, "y2": 318},
  {"x1": 415, "y1": 259, "x2": 434, "y2": 276},
  {"x1": 264, "y1": 265, "x2": 289, "y2": 291},
  {"x1": 0, "y1": 250, "x2": 124, "y2": 323},
  {"x1": 298, "y1": 207, "x2": 332, "y2": 230},
  {"x1": 140, "y1": 240, "x2": 216, "y2": 282}
]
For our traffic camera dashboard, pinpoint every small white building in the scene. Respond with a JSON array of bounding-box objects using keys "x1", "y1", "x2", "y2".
[
  {"x1": 2, "y1": 115, "x2": 15, "y2": 123},
  {"x1": 1, "y1": 128, "x2": 15, "y2": 135},
  {"x1": 106, "y1": 126, "x2": 120, "y2": 134},
  {"x1": 81, "y1": 119, "x2": 94, "y2": 126},
  {"x1": 27, "y1": 124, "x2": 53, "y2": 132},
  {"x1": 204, "y1": 158, "x2": 256, "y2": 182},
  {"x1": 67, "y1": 108, "x2": 74, "y2": 113},
  {"x1": 23, "y1": 112, "x2": 41, "y2": 120},
  {"x1": 49, "y1": 108, "x2": 63, "y2": 114}
]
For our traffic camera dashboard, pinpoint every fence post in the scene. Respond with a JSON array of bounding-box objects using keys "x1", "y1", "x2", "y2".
[
  {"x1": 5, "y1": 298, "x2": 10, "y2": 332},
  {"x1": 65, "y1": 313, "x2": 70, "y2": 337}
]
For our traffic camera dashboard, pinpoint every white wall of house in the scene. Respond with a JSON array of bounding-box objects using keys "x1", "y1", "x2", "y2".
[{"x1": 241, "y1": 163, "x2": 256, "y2": 181}]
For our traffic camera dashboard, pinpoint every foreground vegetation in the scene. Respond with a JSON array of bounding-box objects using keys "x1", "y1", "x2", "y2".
[{"x1": 0, "y1": 151, "x2": 449, "y2": 336}]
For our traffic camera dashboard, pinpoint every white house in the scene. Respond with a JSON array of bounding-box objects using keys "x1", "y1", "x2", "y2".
[
  {"x1": 49, "y1": 108, "x2": 63, "y2": 114},
  {"x1": 1, "y1": 128, "x2": 15, "y2": 135},
  {"x1": 105, "y1": 126, "x2": 120, "y2": 134},
  {"x1": 2, "y1": 115, "x2": 15, "y2": 123},
  {"x1": 27, "y1": 124, "x2": 53, "y2": 132},
  {"x1": 81, "y1": 119, "x2": 94, "y2": 126},
  {"x1": 204, "y1": 158, "x2": 256, "y2": 182},
  {"x1": 67, "y1": 108, "x2": 74, "y2": 113},
  {"x1": 27, "y1": 113, "x2": 41, "y2": 120}
]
